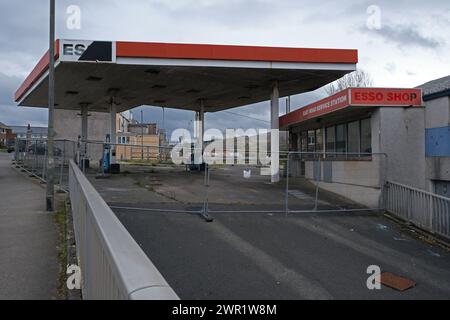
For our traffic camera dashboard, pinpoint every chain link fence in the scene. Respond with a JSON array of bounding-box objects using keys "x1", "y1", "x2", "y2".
[
  {"x1": 12, "y1": 138, "x2": 389, "y2": 218},
  {"x1": 13, "y1": 138, "x2": 76, "y2": 192},
  {"x1": 202, "y1": 151, "x2": 388, "y2": 216},
  {"x1": 87, "y1": 141, "x2": 389, "y2": 221},
  {"x1": 13, "y1": 138, "x2": 448, "y2": 240}
]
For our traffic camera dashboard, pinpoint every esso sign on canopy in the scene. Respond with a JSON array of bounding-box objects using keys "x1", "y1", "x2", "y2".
[
  {"x1": 351, "y1": 88, "x2": 423, "y2": 106},
  {"x1": 59, "y1": 40, "x2": 115, "y2": 63},
  {"x1": 62, "y1": 43, "x2": 87, "y2": 57}
]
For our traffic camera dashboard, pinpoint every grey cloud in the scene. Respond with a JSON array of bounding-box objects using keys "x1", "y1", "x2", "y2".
[
  {"x1": 363, "y1": 23, "x2": 443, "y2": 49},
  {"x1": 0, "y1": 72, "x2": 21, "y2": 105},
  {"x1": 0, "y1": 1, "x2": 48, "y2": 54},
  {"x1": 149, "y1": 0, "x2": 274, "y2": 28},
  {"x1": 0, "y1": 71, "x2": 47, "y2": 126},
  {"x1": 382, "y1": 24, "x2": 442, "y2": 48},
  {"x1": 385, "y1": 62, "x2": 396, "y2": 74},
  {"x1": 0, "y1": 104, "x2": 48, "y2": 127}
]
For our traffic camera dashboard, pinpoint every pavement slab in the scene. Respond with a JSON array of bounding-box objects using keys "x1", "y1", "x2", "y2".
[{"x1": 0, "y1": 153, "x2": 58, "y2": 300}]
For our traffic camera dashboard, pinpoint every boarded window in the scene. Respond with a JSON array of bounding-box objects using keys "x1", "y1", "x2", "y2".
[
  {"x1": 347, "y1": 121, "x2": 360, "y2": 154},
  {"x1": 315, "y1": 128, "x2": 323, "y2": 153},
  {"x1": 326, "y1": 126, "x2": 336, "y2": 153},
  {"x1": 300, "y1": 131, "x2": 308, "y2": 153},
  {"x1": 307, "y1": 130, "x2": 315, "y2": 152},
  {"x1": 361, "y1": 118, "x2": 372, "y2": 154},
  {"x1": 336, "y1": 124, "x2": 346, "y2": 154}
]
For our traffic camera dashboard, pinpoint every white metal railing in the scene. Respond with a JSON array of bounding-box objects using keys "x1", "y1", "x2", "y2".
[
  {"x1": 384, "y1": 181, "x2": 450, "y2": 240},
  {"x1": 69, "y1": 160, "x2": 179, "y2": 300}
]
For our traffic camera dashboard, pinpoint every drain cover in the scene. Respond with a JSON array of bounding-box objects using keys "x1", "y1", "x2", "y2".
[{"x1": 381, "y1": 272, "x2": 416, "y2": 291}]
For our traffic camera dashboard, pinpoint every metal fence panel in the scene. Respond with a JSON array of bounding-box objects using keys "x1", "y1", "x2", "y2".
[
  {"x1": 384, "y1": 181, "x2": 450, "y2": 240},
  {"x1": 13, "y1": 138, "x2": 76, "y2": 192}
]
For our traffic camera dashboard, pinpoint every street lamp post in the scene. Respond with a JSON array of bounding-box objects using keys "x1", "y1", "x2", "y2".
[{"x1": 46, "y1": 0, "x2": 56, "y2": 211}]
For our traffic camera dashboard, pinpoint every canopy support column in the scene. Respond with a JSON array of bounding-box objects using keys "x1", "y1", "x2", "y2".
[
  {"x1": 80, "y1": 104, "x2": 88, "y2": 160},
  {"x1": 110, "y1": 100, "x2": 117, "y2": 164},
  {"x1": 199, "y1": 100, "x2": 205, "y2": 155},
  {"x1": 271, "y1": 82, "x2": 280, "y2": 183},
  {"x1": 194, "y1": 100, "x2": 205, "y2": 165}
]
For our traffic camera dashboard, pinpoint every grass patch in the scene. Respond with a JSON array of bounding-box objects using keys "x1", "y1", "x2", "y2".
[
  {"x1": 120, "y1": 159, "x2": 175, "y2": 167},
  {"x1": 121, "y1": 159, "x2": 159, "y2": 165},
  {"x1": 54, "y1": 200, "x2": 68, "y2": 299},
  {"x1": 135, "y1": 181, "x2": 145, "y2": 188},
  {"x1": 135, "y1": 180, "x2": 156, "y2": 192}
]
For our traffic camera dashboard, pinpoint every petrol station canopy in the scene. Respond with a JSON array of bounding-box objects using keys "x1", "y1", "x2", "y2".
[{"x1": 15, "y1": 39, "x2": 358, "y2": 113}]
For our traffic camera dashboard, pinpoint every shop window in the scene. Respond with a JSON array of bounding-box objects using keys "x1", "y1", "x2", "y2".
[
  {"x1": 118, "y1": 136, "x2": 128, "y2": 144},
  {"x1": 315, "y1": 129, "x2": 323, "y2": 154},
  {"x1": 347, "y1": 121, "x2": 360, "y2": 154},
  {"x1": 296, "y1": 118, "x2": 372, "y2": 160},
  {"x1": 326, "y1": 126, "x2": 336, "y2": 153},
  {"x1": 360, "y1": 118, "x2": 372, "y2": 154},
  {"x1": 336, "y1": 124, "x2": 346, "y2": 154},
  {"x1": 290, "y1": 133, "x2": 298, "y2": 151},
  {"x1": 300, "y1": 131, "x2": 308, "y2": 153},
  {"x1": 307, "y1": 130, "x2": 315, "y2": 153},
  {"x1": 297, "y1": 131, "x2": 307, "y2": 159}
]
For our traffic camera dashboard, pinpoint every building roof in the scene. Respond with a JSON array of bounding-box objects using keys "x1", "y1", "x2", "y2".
[
  {"x1": 129, "y1": 123, "x2": 156, "y2": 127},
  {"x1": 417, "y1": 75, "x2": 450, "y2": 101},
  {"x1": 14, "y1": 39, "x2": 358, "y2": 113},
  {"x1": 9, "y1": 126, "x2": 48, "y2": 135},
  {"x1": 279, "y1": 87, "x2": 423, "y2": 129}
]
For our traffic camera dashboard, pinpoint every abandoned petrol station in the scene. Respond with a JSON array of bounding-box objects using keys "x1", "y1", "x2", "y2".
[
  {"x1": 10, "y1": 39, "x2": 450, "y2": 300},
  {"x1": 14, "y1": 39, "x2": 450, "y2": 208}
]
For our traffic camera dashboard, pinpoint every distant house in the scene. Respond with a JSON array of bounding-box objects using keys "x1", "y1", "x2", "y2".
[
  {"x1": 128, "y1": 123, "x2": 157, "y2": 135},
  {"x1": 0, "y1": 122, "x2": 16, "y2": 147},
  {"x1": 9, "y1": 125, "x2": 48, "y2": 140},
  {"x1": 116, "y1": 114, "x2": 168, "y2": 161}
]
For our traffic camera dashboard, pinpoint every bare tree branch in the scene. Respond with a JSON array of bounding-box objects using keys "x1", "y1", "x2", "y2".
[{"x1": 324, "y1": 70, "x2": 374, "y2": 95}]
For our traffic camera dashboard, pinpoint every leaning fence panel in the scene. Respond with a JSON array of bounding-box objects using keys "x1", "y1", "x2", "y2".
[
  {"x1": 284, "y1": 152, "x2": 387, "y2": 214},
  {"x1": 384, "y1": 181, "x2": 450, "y2": 240}
]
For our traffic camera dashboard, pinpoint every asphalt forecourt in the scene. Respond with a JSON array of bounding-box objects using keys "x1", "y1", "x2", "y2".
[
  {"x1": 110, "y1": 207, "x2": 450, "y2": 300},
  {"x1": 87, "y1": 166, "x2": 450, "y2": 300}
]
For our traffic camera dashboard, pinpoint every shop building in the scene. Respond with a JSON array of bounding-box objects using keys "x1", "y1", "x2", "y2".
[
  {"x1": 419, "y1": 75, "x2": 450, "y2": 197},
  {"x1": 280, "y1": 87, "x2": 425, "y2": 207}
]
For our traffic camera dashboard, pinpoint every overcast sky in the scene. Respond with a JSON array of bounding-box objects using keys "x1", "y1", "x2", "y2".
[{"x1": 1, "y1": 0, "x2": 449, "y2": 135}]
